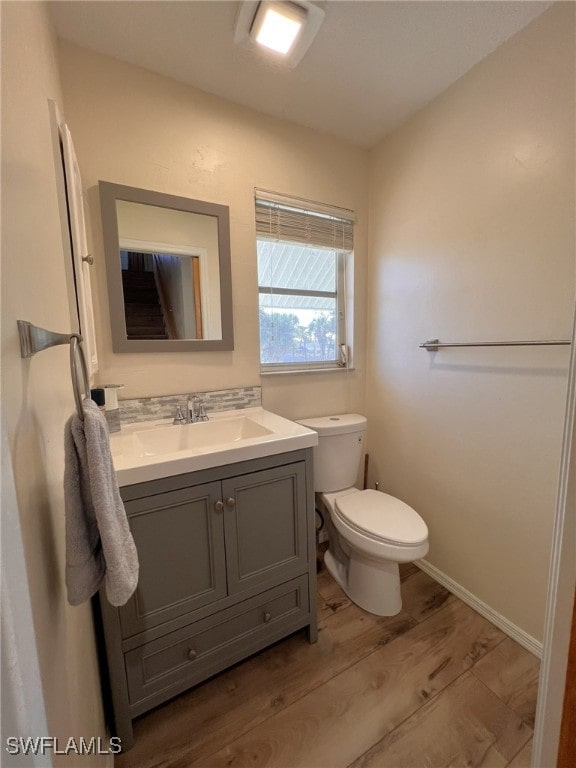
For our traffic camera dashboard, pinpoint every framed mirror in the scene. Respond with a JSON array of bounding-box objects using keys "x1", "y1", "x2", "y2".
[{"x1": 99, "y1": 181, "x2": 234, "y2": 352}]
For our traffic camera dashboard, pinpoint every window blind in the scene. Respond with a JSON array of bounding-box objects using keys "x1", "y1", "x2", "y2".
[{"x1": 255, "y1": 189, "x2": 354, "y2": 251}]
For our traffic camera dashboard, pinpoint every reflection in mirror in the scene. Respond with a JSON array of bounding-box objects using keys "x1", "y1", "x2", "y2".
[
  {"x1": 99, "y1": 182, "x2": 233, "y2": 352},
  {"x1": 117, "y1": 200, "x2": 221, "y2": 340},
  {"x1": 120, "y1": 250, "x2": 204, "y2": 340}
]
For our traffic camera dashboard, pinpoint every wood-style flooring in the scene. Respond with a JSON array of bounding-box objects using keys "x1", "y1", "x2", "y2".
[{"x1": 117, "y1": 561, "x2": 540, "y2": 768}]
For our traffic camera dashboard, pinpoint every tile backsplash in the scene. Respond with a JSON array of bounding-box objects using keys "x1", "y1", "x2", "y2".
[{"x1": 119, "y1": 386, "x2": 262, "y2": 425}]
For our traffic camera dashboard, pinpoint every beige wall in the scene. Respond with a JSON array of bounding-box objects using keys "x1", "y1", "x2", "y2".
[
  {"x1": 1, "y1": 1, "x2": 107, "y2": 761},
  {"x1": 58, "y1": 42, "x2": 369, "y2": 421},
  {"x1": 366, "y1": 4, "x2": 575, "y2": 642}
]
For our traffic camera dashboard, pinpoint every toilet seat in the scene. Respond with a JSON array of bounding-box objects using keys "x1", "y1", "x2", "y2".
[
  {"x1": 335, "y1": 489, "x2": 428, "y2": 548},
  {"x1": 320, "y1": 486, "x2": 429, "y2": 565}
]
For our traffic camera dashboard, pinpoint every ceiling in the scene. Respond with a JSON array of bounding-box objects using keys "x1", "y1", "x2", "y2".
[{"x1": 50, "y1": 1, "x2": 552, "y2": 148}]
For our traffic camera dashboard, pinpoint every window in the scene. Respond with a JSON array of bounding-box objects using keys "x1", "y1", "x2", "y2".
[{"x1": 255, "y1": 190, "x2": 354, "y2": 373}]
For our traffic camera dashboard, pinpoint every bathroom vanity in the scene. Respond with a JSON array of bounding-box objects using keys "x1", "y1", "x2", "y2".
[{"x1": 98, "y1": 409, "x2": 318, "y2": 749}]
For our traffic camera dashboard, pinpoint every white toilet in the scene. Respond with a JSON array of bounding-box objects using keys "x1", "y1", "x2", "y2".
[{"x1": 298, "y1": 414, "x2": 429, "y2": 616}]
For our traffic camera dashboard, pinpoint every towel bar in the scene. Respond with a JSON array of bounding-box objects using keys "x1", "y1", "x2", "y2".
[
  {"x1": 17, "y1": 320, "x2": 90, "y2": 419},
  {"x1": 420, "y1": 338, "x2": 572, "y2": 352}
]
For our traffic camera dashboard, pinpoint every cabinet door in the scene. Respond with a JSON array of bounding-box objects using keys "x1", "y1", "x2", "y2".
[
  {"x1": 223, "y1": 462, "x2": 308, "y2": 595},
  {"x1": 119, "y1": 482, "x2": 226, "y2": 637}
]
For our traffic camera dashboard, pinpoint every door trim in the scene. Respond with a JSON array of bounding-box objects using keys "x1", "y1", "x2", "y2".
[{"x1": 532, "y1": 304, "x2": 576, "y2": 767}]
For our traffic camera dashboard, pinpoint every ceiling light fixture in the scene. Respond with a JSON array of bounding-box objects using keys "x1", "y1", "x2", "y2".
[
  {"x1": 234, "y1": 1, "x2": 326, "y2": 68},
  {"x1": 251, "y1": 2, "x2": 306, "y2": 55}
]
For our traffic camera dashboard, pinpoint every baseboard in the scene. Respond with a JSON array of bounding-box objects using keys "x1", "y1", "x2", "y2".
[{"x1": 416, "y1": 559, "x2": 543, "y2": 658}]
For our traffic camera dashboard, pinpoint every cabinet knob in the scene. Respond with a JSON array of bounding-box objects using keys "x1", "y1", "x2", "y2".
[
  {"x1": 214, "y1": 500, "x2": 224, "y2": 512},
  {"x1": 225, "y1": 497, "x2": 236, "y2": 508},
  {"x1": 263, "y1": 611, "x2": 272, "y2": 623},
  {"x1": 187, "y1": 648, "x2": 198, "y2": 660},
  {"x1": 82, "y1": 254, "x2": 94, "y2": 266}
]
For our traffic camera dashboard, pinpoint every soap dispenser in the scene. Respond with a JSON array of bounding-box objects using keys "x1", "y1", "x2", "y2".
[
  {"x1": 102, "y1": 384, "x2": 124, "y2": 433},
  {"x1": 90, "y1": 387, "x2": 106, "y2": 412}
]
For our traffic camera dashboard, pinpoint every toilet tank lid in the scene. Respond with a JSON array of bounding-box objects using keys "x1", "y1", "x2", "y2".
[{"x1": 297, "y1": 413, "x2": 367, "y2": 436}]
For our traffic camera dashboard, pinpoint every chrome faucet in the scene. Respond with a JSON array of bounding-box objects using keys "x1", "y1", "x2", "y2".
[{"x1": 188, "y1": 395, "x2": 209, "y2": 423}]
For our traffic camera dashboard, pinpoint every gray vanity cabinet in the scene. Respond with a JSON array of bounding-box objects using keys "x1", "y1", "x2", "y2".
[{"x1": 97, "y1": 449, "x2": 317, "y2": 750}]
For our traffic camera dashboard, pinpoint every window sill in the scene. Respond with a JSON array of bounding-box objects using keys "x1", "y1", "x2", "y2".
[{"x1": 260, "y1": 366, "x2": 355, "y2": 377}]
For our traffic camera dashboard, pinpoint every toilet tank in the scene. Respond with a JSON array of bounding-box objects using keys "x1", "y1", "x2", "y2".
[{"x1": 297, "y1": 414, "x2": 367, "y2": 492}]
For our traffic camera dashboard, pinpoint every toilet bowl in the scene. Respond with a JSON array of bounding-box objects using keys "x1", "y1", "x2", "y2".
[
  {"x1": 298, "y1": 414, "x2": 429, "y2": 616},
  {"x1": 321, "y1": 487, "x2": 428, "y2": 615}
]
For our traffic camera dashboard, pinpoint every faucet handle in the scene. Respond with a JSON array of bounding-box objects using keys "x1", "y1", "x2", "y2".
[
  {"x1": 173, "y1": 405, "x2": 187, "y2": 425},
  {"x1": 188, "y1": 394, "x2": 209, "y2": 422}
]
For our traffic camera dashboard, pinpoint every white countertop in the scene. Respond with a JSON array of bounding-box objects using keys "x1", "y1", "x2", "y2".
[{"x1": 109, "y1": 407, "x2": 318, "y2": 486}]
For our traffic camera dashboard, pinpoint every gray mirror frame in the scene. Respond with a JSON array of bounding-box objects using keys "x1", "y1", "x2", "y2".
[{"x1": 99, "y1": 181, "x2": 234, "y2": 352}]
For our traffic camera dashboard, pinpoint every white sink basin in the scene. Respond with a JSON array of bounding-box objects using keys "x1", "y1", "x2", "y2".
[
  {"x1": 109, "y1": 407, "x2": 318, "y2": 486},
  {"x1": 133, "y1": 416, "x2": 274, "y2": 457}
]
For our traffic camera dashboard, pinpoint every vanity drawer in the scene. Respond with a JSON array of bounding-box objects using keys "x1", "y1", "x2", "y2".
[{"x1": 125, "y1": 576, "x2": 309, "y2": 714}]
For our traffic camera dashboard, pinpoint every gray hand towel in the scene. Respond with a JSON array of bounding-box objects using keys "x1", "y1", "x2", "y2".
[{"x1": 64, "y1": 398, "x2": 139, "y2": 606}]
